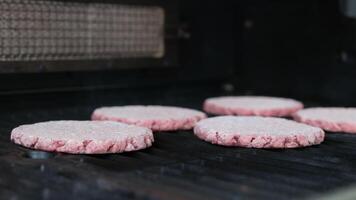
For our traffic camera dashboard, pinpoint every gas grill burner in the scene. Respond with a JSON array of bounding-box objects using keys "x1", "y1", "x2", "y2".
[{"x1": 1, "y1": 104, "x2": 356, "y2": 200}]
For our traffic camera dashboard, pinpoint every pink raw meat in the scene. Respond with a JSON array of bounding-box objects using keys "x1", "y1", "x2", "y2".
[
  {"x1": 194, "y1": 116, "x2": 324, "y2": 148},
  {"x1": 204, "y1": 96, "x2": 303, "y2": 117},
  {"x1": 293, "y1": 107, "x2": 356, "y2": 134},
  {"x1": 11, "y1": 121, "x2": 154, "y2": 154},
  {"x1": 92, "y1": 105, "x2": 207, "y2": 131}
]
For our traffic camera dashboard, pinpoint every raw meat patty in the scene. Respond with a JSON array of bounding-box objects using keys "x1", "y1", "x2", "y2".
[
  {"x1": 293, "y1": 107, "x2": 356, "y2": 134},
  {"x1": 11, "y1": 121, "x2": 154, "y2": 154},
  {"x1": 194, "y1": 116, "x2": 324, "y2": 148},
  {"x1": 203, "y1": 96, "x2": 303, "y2": 117},
  {"x1": 92, "y1": 105, "x2": 207, "y2": 131}
]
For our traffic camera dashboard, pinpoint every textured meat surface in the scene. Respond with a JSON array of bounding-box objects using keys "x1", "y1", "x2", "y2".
[
  {"x1": 204, "y1": 96, "x2": 303, "y2": 117},
  {"x1": 92, "y1": 105, "x2": 207, "y2": 131},
  {"x1": 194, "y1": 116, "x2": 324, "y2": 148},
  {"x1": 293, "y1": 107, "x2": 356, "y2": 134},
  {"x1": 11, "y1": 121, "x2": 154, "y2": 154}
]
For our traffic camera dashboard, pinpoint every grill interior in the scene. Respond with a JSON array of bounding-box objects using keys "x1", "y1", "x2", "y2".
[
  {"x1": 0, "y1": 1, "x2": 354, "y2": 200},
  {"x1": 1, "y1": 103, "x2": 356, "y2": 200}
]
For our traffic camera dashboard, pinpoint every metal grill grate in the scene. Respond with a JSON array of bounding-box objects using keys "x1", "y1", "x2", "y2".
[
  {"x1": 1, "y1": 105, "x2": 356, "y2": 200},
  {"x1": 0, "y1": 0, "x2": 164, "y2": 61}
]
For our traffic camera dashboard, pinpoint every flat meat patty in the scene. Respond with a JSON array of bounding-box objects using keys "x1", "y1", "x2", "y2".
[
  {"x1": 204, "y1": 96, "x2": 303, "y2": 117},
  {"x1": 194, "y1": 116, "x2": 324, "y2": 148},
  {"x1": 293, "y1": 107, "x2": 356, "y2": 134},
  {"x1": 11, "y1": 121, "x2": 154, "y2": 154},
  {"x1": 92, "y1": 105, "x2": 207, "y2": 131}
]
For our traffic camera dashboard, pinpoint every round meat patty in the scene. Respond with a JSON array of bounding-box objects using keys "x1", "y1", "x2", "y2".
[
  {"x1": 194, "y1": 116, "x2": 324, "y2": 148},
  {"x1": 203, "y1": 96, "x2": 303, "y2": 117},
  {"x1": 92, "y1": 105, "x2": 207, "y2": 131},
  {"x1": 11, "y1": 121, "x2": 154, "y2": 154},
  {"x1": 293, "y1": 107, "x2": 356, "y2": 134}
]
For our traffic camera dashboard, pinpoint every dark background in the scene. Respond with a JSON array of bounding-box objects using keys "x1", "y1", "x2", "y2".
[
  {"x1": 235, "y1": 0, "x2": 355, "y2": 106},
  {"x1": 0, "y1": 0, "x2": 355, "y2": 110}
]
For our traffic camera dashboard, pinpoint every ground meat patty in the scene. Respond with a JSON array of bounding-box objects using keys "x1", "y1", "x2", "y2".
[
  {"x1": 92, "y1": 105, "x2": 207, "y2": 131},
  {"x1": 194, "y1": 116, "x2": 324, "y2": 148},
  {"x1": 293, "y1": 107, "x2": 356, "y2": 134},
  {"x1": 11, "y1": 121, "x2": 154, "y2": 154},
  {"x1": 203, "y1": 96, "x2": 303, "y2": 117}
]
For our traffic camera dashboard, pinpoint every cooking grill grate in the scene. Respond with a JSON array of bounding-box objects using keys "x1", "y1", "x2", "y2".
[{"x1": 1, "y1": 106, "x2": 356, "y2": 200}]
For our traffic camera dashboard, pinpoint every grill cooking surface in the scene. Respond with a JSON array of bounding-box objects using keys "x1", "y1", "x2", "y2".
[{"x1": 1, "y1": 106, "x2": 356, "y2": 200}]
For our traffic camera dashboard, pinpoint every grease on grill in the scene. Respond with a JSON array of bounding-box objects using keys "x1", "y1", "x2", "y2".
[{"x1": 23, "y1": 150, "x2": 55, "y2": 159}]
